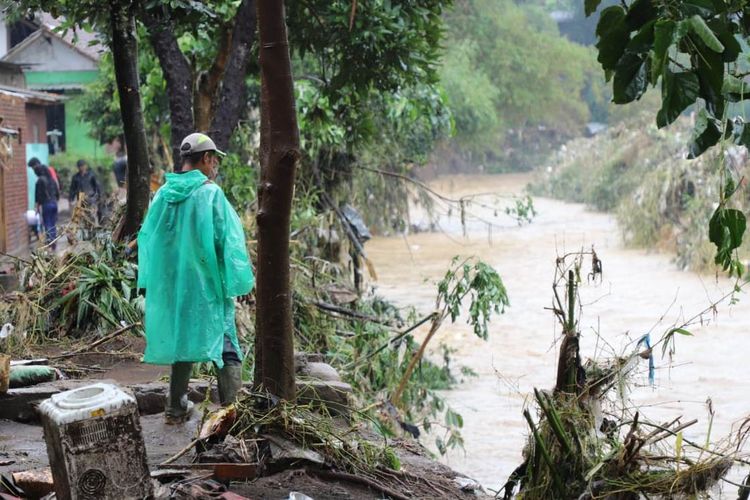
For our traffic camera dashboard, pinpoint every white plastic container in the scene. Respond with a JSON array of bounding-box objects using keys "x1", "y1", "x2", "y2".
[{"x1": 38, "y1": 383, "x2": 152, "y2": 500}]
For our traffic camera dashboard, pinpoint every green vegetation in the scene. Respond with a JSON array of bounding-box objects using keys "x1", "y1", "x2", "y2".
[
  {"x1": 585, "y1": 0, "x2": 750, "y2": 278},
  {"x1": 533, "y1": 112, "x2": 750, "y2": 272},
  {"x1": 437, "y1": 0, "x2": 609, "y2": 172}
]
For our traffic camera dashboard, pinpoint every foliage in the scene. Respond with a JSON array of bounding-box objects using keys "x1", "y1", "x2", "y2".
[
  {"x1": 231, "y1": 395, "x2": 401, "y2": 473},
  {"x1": 586, "y1": 0, "x2": 750, "y2": 277},
  {"x1": 505, "y1": 253, "x2": 741, "y2": 499},
  {"x1": 533, "y1": 112, "x2": 750, "y2": 273},
  {"x1": 437, "y1": 0, "x2": 605, "y2": 171},
  {"x1": 78, "y1": 41, "x2": 170, "y2": 166},
  {"x1": 287, "y1": 0, "x2": 449, "y2": 97},
  {"x1": 437, "y1": 257, "x2": 509, "y2": 340},
  {"x1": 0, "y1": 236, "x2": 143, "y2": 348}
]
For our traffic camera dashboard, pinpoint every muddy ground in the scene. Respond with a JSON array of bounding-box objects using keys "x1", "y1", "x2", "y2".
[{"x1": 1, "y1": 335, "x2": 486, "y2": 499}]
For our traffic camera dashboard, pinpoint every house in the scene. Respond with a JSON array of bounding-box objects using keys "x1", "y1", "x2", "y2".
[
  {"x1": 0, "y1": 13, "x2": 106, "y2": 160},
  {"x1": 0, "y1": 82, "x2": 61, "y2": 254}
]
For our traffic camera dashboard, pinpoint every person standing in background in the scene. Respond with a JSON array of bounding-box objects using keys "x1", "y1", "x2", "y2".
[
  {"x1": 112, "y1": 149, "x2": 128, "y2": 203},
  {"x1": 69, "y1": 159, "x2": 101, "y2": 217},
  {"x1": 34, "y1": 164, "x2": 60, "y2": 250},
  {"x1": 113, "y1": 149, "x2": 127, "y2": 188}
]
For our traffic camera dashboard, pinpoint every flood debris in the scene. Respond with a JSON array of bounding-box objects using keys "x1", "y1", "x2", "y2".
[
  {"x1": 503, "y1": 252, "x2": 748, "y2": 499},
  {"x1": 152, "y1": 391, "x2": 488, "y2": 499},
  {"x1": 8, "y1": 468, "x2": 53, "y2": 499},
  {"x1": 0, "y1": 237, "x2": 142, "y2": 352}
]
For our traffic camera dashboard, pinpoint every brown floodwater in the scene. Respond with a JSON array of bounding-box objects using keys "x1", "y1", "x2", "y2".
[{"x1": 367, "y1": 173, "x2": 750, "y2": 493}]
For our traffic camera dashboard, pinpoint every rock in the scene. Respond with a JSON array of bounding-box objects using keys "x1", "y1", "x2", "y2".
[
  {"x1": 295, "y1": 380, "x2": 351, "y2": 417},
  {"x1": 294, "y1": 352, "x2": 325, "y2": 366},
  {"x1": 12, "y1": 467, "x2": 54, "y2": 498},
  {"x1": 453, "y1": 476, "x2": 485, "y2": 494},
  {"x1": 297, "y1": 362, "x2": 341, "y2": 382}
]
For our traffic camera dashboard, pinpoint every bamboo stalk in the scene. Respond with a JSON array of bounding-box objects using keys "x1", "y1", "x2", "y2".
[
  {"x1": 523, "y1": 409, "x2": 564, "y2": 496},
  {"x1": 534, "y1": 388, "x2": 572, "y2": 455}
]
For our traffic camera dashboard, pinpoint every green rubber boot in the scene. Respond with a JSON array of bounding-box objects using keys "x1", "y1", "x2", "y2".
[
  {"x1": 165, "y1": 362, "x2": 194, "y2": 424},
  {"x1": 217, "y1": 362, "x2": 244, "y2": 406}
]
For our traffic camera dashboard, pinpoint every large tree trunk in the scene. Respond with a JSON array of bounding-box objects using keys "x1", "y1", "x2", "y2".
[
  {"x1": 142, "y1": 8, "x2": 194, "y2": 172},
  {"x1": 111, "y1": 0, "x2": 151, "y2": 240},
  {"x1": 253, "y1": 0, "x2": 299, "y2": 400},
  {"x1": 210, "y1": 0, "x2": 257, "y2": 150}
]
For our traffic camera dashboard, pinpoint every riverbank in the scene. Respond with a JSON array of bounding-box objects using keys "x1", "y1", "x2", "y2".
[
  {"x1": 530, "y1": 112, "x2": 750, "y2": 272},
  {"x1": 368, "y1": 173, "x2": 750, "y2": 493}
]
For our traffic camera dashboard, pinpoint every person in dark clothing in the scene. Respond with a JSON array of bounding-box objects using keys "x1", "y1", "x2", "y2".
[
  {"x1": 33, "y1": 164, "x2": 60, "y2": 250},
  {"x1": 69, "y1": 159, "x2": 101, "y2": 207},
  {"x1": 113, "y1": 149, "x2": 127, "y2": 188}
]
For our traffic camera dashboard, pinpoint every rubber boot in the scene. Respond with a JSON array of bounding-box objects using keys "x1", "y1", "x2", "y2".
[
  {"x1": 166, "y1": 362, "x2": 194, "y2": 424},
  {"x1": 217, "y1": 362, "x2": 243, "y2": 406}
]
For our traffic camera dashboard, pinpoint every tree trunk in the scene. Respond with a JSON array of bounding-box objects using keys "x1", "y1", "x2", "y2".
[
  {"x1": 111, "y1": 0, "x2": 151, "y2": 240},
  {"x1": 194, "y1": 26, "x2": 232, "y2": 132},
  {"x1": 253, "y1": 0, "x2": 299, "y2": 400},
  {"x1": 210, "y1": 0, "x2": 257, "y2": 150},
  {"x1": 142, "y1": 8, "x2": 194, "y2": 172},
  {"x1": 555, "y1": 271, "x2": 581, "y2": 394}
]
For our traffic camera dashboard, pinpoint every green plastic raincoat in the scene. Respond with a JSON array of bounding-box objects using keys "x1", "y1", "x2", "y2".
[{"x1": 137, "y1": 170, "x2": 254, "y2": 368}]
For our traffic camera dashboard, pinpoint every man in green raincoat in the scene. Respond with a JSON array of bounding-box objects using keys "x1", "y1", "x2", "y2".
[{"x1": 138, "y1": 132, "x2": 254, "y2": 424}]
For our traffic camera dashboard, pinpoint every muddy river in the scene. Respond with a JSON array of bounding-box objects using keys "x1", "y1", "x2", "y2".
[{"x1": 367, "y1": 173, "x2": 750, "y2": 494}]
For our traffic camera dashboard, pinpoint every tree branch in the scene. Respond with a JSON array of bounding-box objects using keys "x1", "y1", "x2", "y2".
[
  {"x1": 142, "y1": 7, "x2": 194, "y2": 172},
  {"x1": 209, "y1": 0, "x2": 257, "y2": 150}
]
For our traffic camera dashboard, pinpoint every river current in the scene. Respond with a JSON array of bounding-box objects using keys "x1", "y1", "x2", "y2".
[{"x1": 367, "y1": 173, "x2": 750, "y2": 494}]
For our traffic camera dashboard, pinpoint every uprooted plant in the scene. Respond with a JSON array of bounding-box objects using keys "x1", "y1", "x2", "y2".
[{"x1": 503, "y1": 251, "x2": 749, "y2": 499}]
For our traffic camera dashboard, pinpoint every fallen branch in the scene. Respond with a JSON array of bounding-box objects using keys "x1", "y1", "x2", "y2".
[
  {"x1": 160, "y1": 437, "x2": 202, "y2": 466},
  {"x1": 312, "y1": 301, "x2": 391, "y2": 325},
  {"x1": 49, "y1": 322, "x2": 141, "y2": 360},
  {"x1": 305, "y1": 468, "x2": 410, "y2": 500}
]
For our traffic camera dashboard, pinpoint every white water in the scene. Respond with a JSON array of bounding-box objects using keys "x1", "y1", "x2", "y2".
[{"x1": 367, "y1": 173, "x2": 750, "y2": 495}]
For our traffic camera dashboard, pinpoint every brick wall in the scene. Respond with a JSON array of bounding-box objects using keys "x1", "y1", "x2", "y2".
[
  {"x1": 0, "y1": 93, "x2": 29, "y2": 254},
  {"x1": 25, "y1": 104, "x2": 47, "y2": 143}
]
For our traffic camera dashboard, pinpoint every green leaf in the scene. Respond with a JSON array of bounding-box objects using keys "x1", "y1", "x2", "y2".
[
  {"x1": 688, "y1": 109, "x2": 721, "y2": 158},
  {"x1": 651, "y1": 20, "x2": 676, "y2": 82},
  {"x1": 627, "y1": 20, "x2": 656, "y2": 54},
  {"x1": 596, "y1": 6, "x2": 630, "y2": 71},
  {"x1": 707, "y1": 19, "x2": 741, "y2": 62},
  {"x1": 671, "y1": 328, "x2": 693, "y2": 336},
  {"x1": 585, "y1": 0, "x2": 602, "y2": 17},
  {"x1": 709, "y1": 207, "x2": 746, "y2": 270},
  {"x1": 656, "y1": 69, "x2": 699, "y2": 128},
  {"x1": 688, "y1": 15, "x2": 724, "y2": 52},
  {"x1": 613, "y1": 53, "x2": 649, "y2": 104},
  {"x1": 625, "y1": 0, "x2": 657, "y2": 31},
  {"x1": 694, "y1": 39, "x2": 725, "y2": 117}
]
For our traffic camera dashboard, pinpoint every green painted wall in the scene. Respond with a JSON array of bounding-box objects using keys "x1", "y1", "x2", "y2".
[
  {"x1": 64, "y1": 95, "x2": 108, "y2": 160},
  {"x1": 25, "y1": 70, "x2": 99, "y2": 88}
]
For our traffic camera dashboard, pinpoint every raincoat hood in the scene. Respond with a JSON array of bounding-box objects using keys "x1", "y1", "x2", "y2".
[{"x1": 161, "y1": 170, "x2": 208, "y2": 203}]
